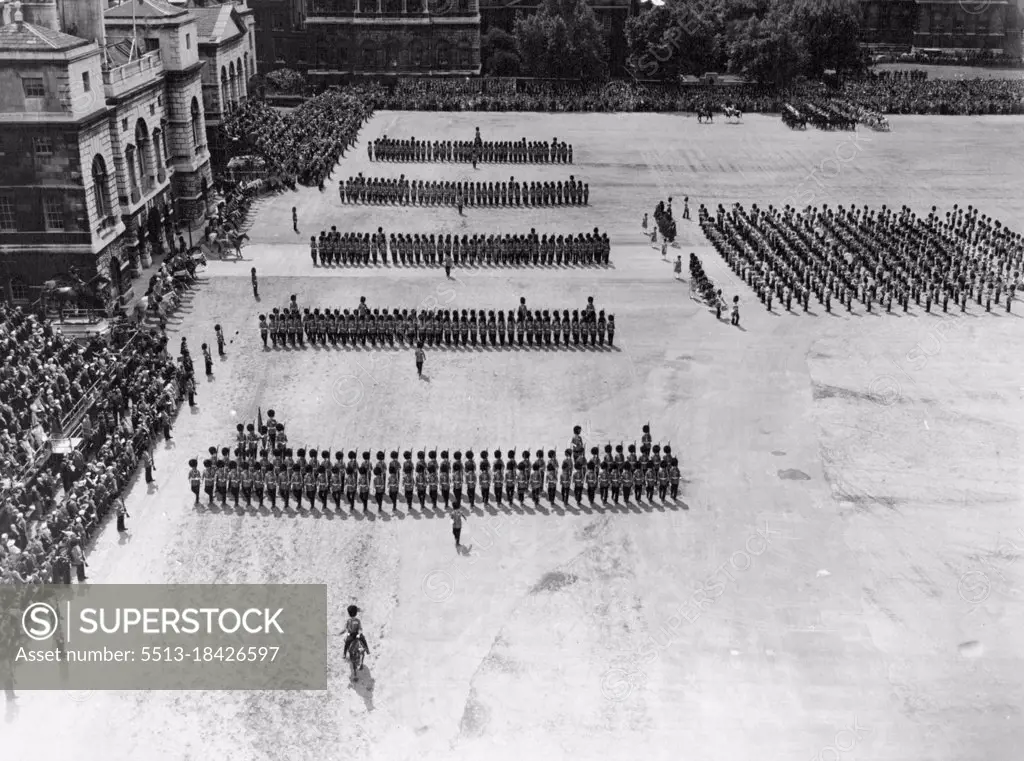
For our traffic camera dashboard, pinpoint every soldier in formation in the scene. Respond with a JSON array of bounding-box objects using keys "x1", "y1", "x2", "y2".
[
  {"x1": 191, "y1": 421, "x2": 681, "y2": 515},
  {"x1": 261, "y1": 298, "x2": 615, "y2": 350},
  {"x1": 309, "y1": 228, "x2": 610, "y2": 267},
  {"x1": 702, "y1": 201, "x2": 1022, "y2": 317},
  {"x1": 368, "y1": 134, "x2": 573, "y2": 164},
  {"x1": 340, "y1": 174, "x2": 588, "y2": 208}
]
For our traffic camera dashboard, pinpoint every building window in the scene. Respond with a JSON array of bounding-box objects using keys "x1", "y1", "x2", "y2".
[
  {"x1": 160, "y1": 119, "x2": 169, "y2": 162},
  {"x1": 122, "y1": 118, "x2": 128, "y2": 131},
  {"x1": 150, "y1": 103, "x2": 156, "y2": 115},
  {"x1": 158, "y1": 95, "x2": 162, "y2": 107},
  {"x1": 23, "y1": 77, "x2": 45, "y2": 97},
  {"x1": 33, "y1": 136, "x2": 54, "y2": 156},
  {"x1": 0, "y1": 196, "x2": 15, "y2": 231},
  {"x1": 191, "y1": 97, "x2": 202, "y2": 149},
  {"x1": 10, "y1": 279, "x2": 28, "y2": 301},
  {"x1": 43, "y1": 197, "x2": 65, "y2": 231},
  {"x1": 186, "y1": 33, "x2": 191, "y2": 49},
  {"x1": 92, "y1": 155, "x2": 111, "y2": 219},
  {"x1": 82, "y1": 71, "x2": 91, "y2": 92},
  {"x1": 145, "y1": 37, "x2": 160, "y2": 52},
  {"x1": 272, "y1": 14, "x2": 284, "y2": 31}
]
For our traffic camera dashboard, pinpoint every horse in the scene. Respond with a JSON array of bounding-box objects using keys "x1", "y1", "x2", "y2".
[
  {"x1": 347, "y1": 637, "x2": 366, "y2": 681},
  {"x1": 723, "y1": 105, "x2": 743, "y2": 123},
  {"x1": 696, "y1": 106, "x2": 714, "y2": 124},
  {"x1": 224, "y1": 229, "x2": 249, "y2": 259}
]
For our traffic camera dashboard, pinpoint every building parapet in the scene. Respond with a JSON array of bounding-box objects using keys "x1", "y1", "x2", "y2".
[{"x1": 102, "y1": 50, "x2": 164, "y2": 100}]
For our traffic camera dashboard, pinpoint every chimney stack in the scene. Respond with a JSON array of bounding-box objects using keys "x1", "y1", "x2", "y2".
[{"x1": 55, "y1": 0, "x2": 105, "y2": 46}]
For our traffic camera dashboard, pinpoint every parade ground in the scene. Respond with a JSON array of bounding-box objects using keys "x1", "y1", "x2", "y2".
[{"x1": 9, "y1": 113, "x2": 1024, "y2": 761}]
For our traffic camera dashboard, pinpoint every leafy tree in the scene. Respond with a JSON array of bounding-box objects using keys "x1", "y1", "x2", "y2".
[
  {"x1": 482, "y1": 27, "x2": 521, "y2": 75},
  {"x1": 488, "y1": 50, "x2": 522, "y2": 76},
  {"x1": 265, "y1": 68, "x2": 305, "y2": 94},
  {"x1": 513, "y1": 0, "x2": 609, "y2": 81},
  {"x1": 514, "y1": 11, "x2": 549, "y2": 78},
  {"x1": 626, "y1": 0, "x2": 724, "y2": 80},
  {"x1": 726, "y1": 9, "x2": 805, "y2": 86},
  {"x1": 789, "y1": 0, "x2": 862, "y2": 77}
]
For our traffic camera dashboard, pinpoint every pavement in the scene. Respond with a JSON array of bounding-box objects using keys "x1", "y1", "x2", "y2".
[{"x1": 5, "y1": 112, "x2": 1023, "y2": 761}]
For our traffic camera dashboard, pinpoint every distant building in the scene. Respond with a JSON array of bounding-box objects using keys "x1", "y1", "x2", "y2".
[
  {"x1": 859, "y1": 0, "x2": 1023, "y2": 56},
  {"x1": 250, "y1": 0, "x2": 481, "y2": 80},
  {"x1": 248, "y1": 0, "x2": 635, "y2": 79},
  {"x1": 0, "y1": 0, "x2": 245, "y2": 311}
]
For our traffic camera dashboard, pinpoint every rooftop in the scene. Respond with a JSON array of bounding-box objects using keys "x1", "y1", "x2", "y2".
[
  {"x1": 191, "y1": 3, "x2": 243, "y2": 43},
  {"x1": 0, "y1": 19, "x2": 89, "y2": 52},
  {"x1": 104, "y1": 0, "x2": 189, "y2": 20}
]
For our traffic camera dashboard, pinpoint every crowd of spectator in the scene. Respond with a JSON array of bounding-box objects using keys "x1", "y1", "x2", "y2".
[
  {"x1": 350, "y1": 77, "x2": 1024, "y2": 116},
  {"x1": 700, "y1": 202, "x2": 1023, "y2": 315},
  {"x1": 218, "y1": 75, "x2": 1023, "y2": 201},
  {"x1": 1, "y1": 316, "x2": 184, "y2": 590},
  {"x1": 222, "y1": 87, "x2": 378, "y2": 188}
]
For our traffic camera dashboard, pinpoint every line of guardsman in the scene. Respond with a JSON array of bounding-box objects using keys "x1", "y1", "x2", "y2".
[
  {"x1": 340, "y1": 174, "x2": 589, "y2": 207},
  {"x1": 368, "y1": 135, "x2": 573, "y2": 164},
  {"x1": 309, "y1": 229, "x2": 611, "y2": 267},
  {"x1": 258, "y1": 297, "x2": 615, "y2": 349},
  {"x1": 187, "y1": 424, "x2": 679, "y2": 511}
]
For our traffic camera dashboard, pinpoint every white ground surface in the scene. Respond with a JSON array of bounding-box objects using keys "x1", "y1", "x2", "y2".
[{"x1": 7, "y1": 113, "x2": 1024, "y2": 761}]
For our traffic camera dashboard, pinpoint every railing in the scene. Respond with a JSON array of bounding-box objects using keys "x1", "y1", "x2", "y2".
[{"x1": 102, "y1": 51, "x2": 163, "y2": 98}]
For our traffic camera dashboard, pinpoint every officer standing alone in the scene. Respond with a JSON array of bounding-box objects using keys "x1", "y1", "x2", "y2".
[{"x1": 415, "y1": 343, "x2": 425, "y2": 377}]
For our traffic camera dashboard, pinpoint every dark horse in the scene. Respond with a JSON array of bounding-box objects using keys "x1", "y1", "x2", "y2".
[
  {"x1": 347, "y1": 636, "x2": 366, "y2": 681},
  {"x1": 697, "y1": 106, "x2": 714, "y2": 123}
]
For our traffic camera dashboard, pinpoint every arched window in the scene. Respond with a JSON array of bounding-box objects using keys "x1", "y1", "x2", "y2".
[
  {"x1": 152, "y1": 128, "x2": 165, "y2": 180},
  {"x1": 191, "y1": 97, "x2": 202, "y2": 149},
  {"x1": 243, "y1": 52, "x2": 250, "y2": 87},
  {"x1": 92, "y1": 154, "x2": 111, "y2": 219},
  {"x1": 229, "y1": 61, "x2": 237, "y2": 108},
  {"x1": 135, "y1": 119, "x2": 152, "y2": 190},
  {"x1": 221, "y1": 67, "x2": 228, "y2": 112},
  {"x1": 125, "y1": 144, "x2": 139, "y2": 197},
  {"x1": 160, "y1": 118, "x2": 169, "y2": 161}
]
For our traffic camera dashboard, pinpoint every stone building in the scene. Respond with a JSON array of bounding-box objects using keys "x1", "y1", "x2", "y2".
[
  {"x1": 178, "y1": 0, "x2": 257, "y2": 169},
  {"x1": 859, "y1": 0, "x2": 1023, "y2": 56},
  {"x1": 0, "y1": 0, "x2": 226, "y2": 312},
  {"x1": 249, "y1": 0, "x2": 639, "y2": 77},
  {"x1": 251, "y1": 0, "x2": 482, "y2": 77}
]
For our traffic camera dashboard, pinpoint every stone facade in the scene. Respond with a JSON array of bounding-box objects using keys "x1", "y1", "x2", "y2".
[
  {"x1": 858, "y1": 0, "x2": 1023, "y2": 55},
  {"x1": 253, "y1": 0, "x2": 482, "y2": 75},
  {"x1": 0, "y1": 0, "x2": 215, "y2": 312}
]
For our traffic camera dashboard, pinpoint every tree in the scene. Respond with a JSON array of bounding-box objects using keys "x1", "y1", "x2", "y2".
[
  {"x1": 513, "y1": 0, "x2": 609, "y2": 81},
  {"x1": 514, "y1": 11, "x2": 549, "y2": 78},
  {"x1": 482, "y1": 27, "x2": 521, "y2": 75},
  {"x1": 789, "y1": 0, "x2": 862, "y2": 77},
  {"x1": 726, "y1": 10, "x2": 805, "y2": 87},
  {"x1": 625, "y1": 1, "x2": 723, "y2": 80},
  {"x1": 265, "y1": 68, "x2": 305, "y2": 94}
]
